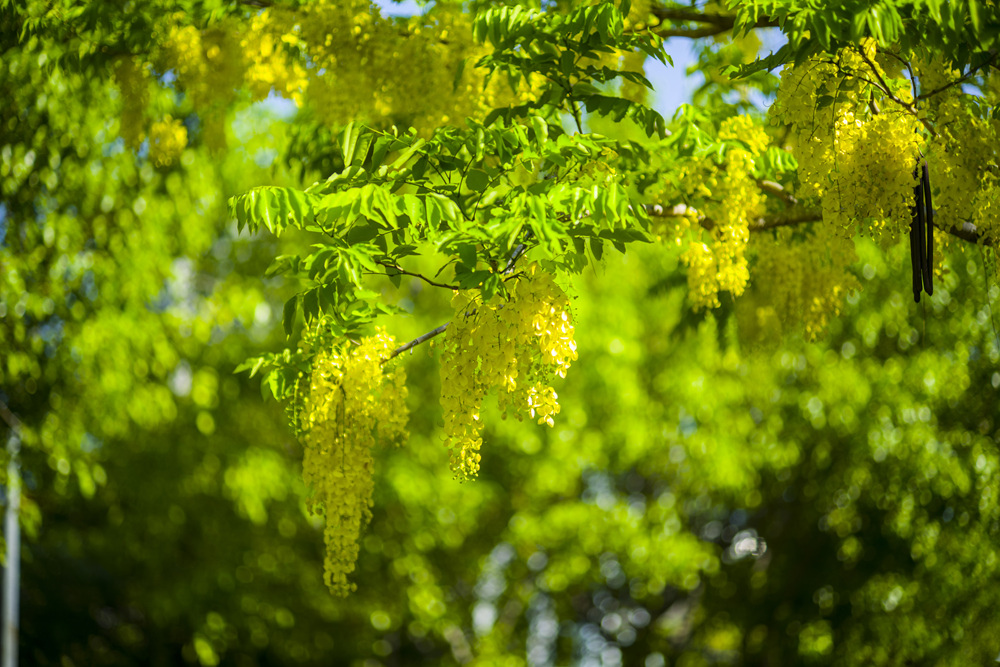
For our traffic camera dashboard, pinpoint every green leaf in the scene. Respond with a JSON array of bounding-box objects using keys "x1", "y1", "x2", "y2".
[
  {"x1": 968, "y1": 0, "x2": 982, "y2": 35},
  {"x1": 282, "y1": 295, "x2": 298, "y2": 338},
  {"x1": 302, "y1": 288, "x2": 319, "y2": 323},
  {"x1": 265, "y1": 255, "x2": 301, "y2": 278},
  {"x1": 732, "y1": 42, "x2": 796, "y2": 79},
  {"x1": 452, "y1": 57, "x2": 468, "y2": 92},
  {"x1": 529, "y1": 116, "x2": 549, "y2": 147},
  {"x1": 341, "y1": 122, "x2": 359, "y2": 166},
  {"x1": 466, "y1": 169, "x2": 490, "y2": 192},
  {"x1": 389, "y1": 138, "x2": 427, "y2": 170},
  {"x1": 255, "y1": 189, "x2": 275, "y2": 234},
  {"x1": 457, "y1": 243, "x2": 477, "y2": 270},
  {"x1": 249, "y1": 357, "x2": 267, "y2": 378},
  {"x1": 589, "y1": 237, "x2": 604, "y2": 262},
  {"x1": 481, "y1": 272, "x2": 502, "y2": 301}
]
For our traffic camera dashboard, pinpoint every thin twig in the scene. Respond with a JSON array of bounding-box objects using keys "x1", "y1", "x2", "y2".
[
  {"x1": 856, "y1": 50, "x2": 938, "y2": 137},
  {"x1": 376, "y1": 260, "x2": 461, "y2": 290},
  {"x1": 917, "y1": 51, "x2": 999, "y2": 101},
  {"x1": 388, "y1": 322, "x2": 450, "y2": 360},
  {"x1": 884, "y1": 51, "x2": 919, "y2": 100},
  {"x1": 502, "y1": 242, "x2": 530, "y2": 274},
  {"x1": 388, "y1": 234, "x2": 532, "y2": 361}
]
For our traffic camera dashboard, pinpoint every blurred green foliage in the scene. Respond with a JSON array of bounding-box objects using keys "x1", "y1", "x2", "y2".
[{"x1": 3, "y1": 0, "x2": 1000, "y2": 665}]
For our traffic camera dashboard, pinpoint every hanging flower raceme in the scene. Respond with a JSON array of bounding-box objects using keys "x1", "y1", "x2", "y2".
[
  {"x1": 300, "y1": 329, "x2": 408, "y2": 596},
  {"x1": 440, "y1": 263, "x2": 577, "y2": 480}
]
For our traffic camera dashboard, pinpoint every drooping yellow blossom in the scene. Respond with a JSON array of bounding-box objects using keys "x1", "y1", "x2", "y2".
[
  {"x1": 301, "y1": 329, "x2": 408, "y2": 596},
  {"x1": 111, "y1": 56, "x2": 149, "y2": 150},
  {"x1": 769, "y1": 42, "x2": 925, "y2": 243},
  {"x1": 668, "y1": 115, "x2": 769, "y2": 309},
  {"x1": 440, "y1": 264, "x2": 577, "y2": 480},
  {"x1": 741, "y1": 225, "x2": 861, "y2": 341}
]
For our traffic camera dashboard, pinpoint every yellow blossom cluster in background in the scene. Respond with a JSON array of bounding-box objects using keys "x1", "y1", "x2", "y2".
[
  {"x1": 113, "y1": 2, "x2": 538, "y2": 156},
  {"x1": 260, "y1": 0, "x2": 531, "y2": 131},
  {"x1": 111, "y1": 56, "x2": 150, "y2": 150},
  {"x1": 740, "y1": 226, "x2": 861, "y2": 341},
  {"x1": 148, "y1": 116, "x2": 188, "y2": 167},
  {"x1": 440, "y1": 264, "x2": 577, "y2": 480},
  {"x1": 241, "y1": 10, "x2": 308, "y2": 106},
  {"x1": 675, "y1": 115, "x2": 769, "y2": 309}
]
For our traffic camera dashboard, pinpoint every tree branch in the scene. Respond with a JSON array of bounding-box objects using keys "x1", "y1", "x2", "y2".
[
  {"x1": 501, "y1": 240, "x2": 530, "y2": 274},
  {"x1": 645, "y1": 202, "x2": 821, "y2": 233},
  {"x1": 756, "y1": 179, "x2": 799, "y2": 206},
  {"x1": 0, "y1": 400, "x2": 23, "y2": 435},
  {"x1": 751, "y1": 212, "x2": 823, "y2": 230},
  {"x1": 645, "y1": 201, "x2": 992, "y2": 246},
  {"x1": 655, "y1": 25, "x2": 737, "y2": 39},
  {"x1": 649, "y1": 7, "x2": 779, "y2": 38},
  {"x1": 388, "y1": 322, "x2": 450, "y2": 360},
  {"x1": 387, "y1": 203, "x2": 993, "y2": 363},
  {"x1": 942, "y1": 221, "x2": 990, "y2": 246}
]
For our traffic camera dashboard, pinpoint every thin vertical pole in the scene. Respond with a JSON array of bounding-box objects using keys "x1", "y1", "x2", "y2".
[{"x1": 3, "y1": 433, "x2": 19, "y2": 667}]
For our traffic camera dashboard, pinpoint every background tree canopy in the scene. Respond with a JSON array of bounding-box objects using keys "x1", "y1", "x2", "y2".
[{"x1": 2, "y1": 0, "x2": 1000, "y2": 664}]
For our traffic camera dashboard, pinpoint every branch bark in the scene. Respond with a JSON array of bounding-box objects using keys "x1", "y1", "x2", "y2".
[
  {"x1": 0, "y1": 400, "x2": 22, "y2": 435},
  {"x1": 650, "y1": 7, "x2": 779, "y2": 38},
  {"x1": 756, "y1": 179, "x2": 799, "y2": 206},
  {"x1": 645, "y1": 202, "x2": 992, "y2": 246},
  {"x1": 376, "y1": 260, "x2": 461, "y2": 290},
  {"x1": 388, "y1": 322, "x2": 450, "y2": 360}
]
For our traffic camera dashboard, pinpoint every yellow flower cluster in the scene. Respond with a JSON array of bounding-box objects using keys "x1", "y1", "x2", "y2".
[
  {"x1": 823, "y1": 111, "x2": 923, "y2": 240},
  {"x1": 148, "y1": 116, "x2": 187, "y2": 167},
  {"x1": 165, "y1": 20, "x2": 245, "y2": 106},
  {"x1": 111, "y1": 56, "x2": 149, "y2": 149},
  {"x1": 241, "y1": 11, "x2": 308, "y2": 106},
  {"x1": 266, "y1": 0, "x2": 530, "y2": 131},
  {"x1": 116, "y1": 3, "x2": 539, "y2": 150},
  {"x1": 769, "y1": 43, "x2": 923, "y2": 242},
  {"x1": 301, "y1": 330, "x2": 408, "y2": 596},
  {"x1": 162, "y1": 19, "x2": 247, "y2": 149},
  {"x1": 682, "y1": 242, "x2": 725, "y2": 309},
  {"x1": 917, "y1": 58, "x2": 1000, "y2": 250},
  {"x1": 739, "y1": 225, "x2": 861, "y2": 341},
  {"x1": 440, "y1": 264, "x2": 577, "y2": 479},
  {"x1": 676, "y1": 115, "x2": 769, "y2": 309}
]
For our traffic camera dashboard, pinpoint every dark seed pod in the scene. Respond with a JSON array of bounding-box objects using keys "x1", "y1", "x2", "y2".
[
  {"x1": 910, "y1": 166, "x2": 924, "y2": 303},
  {"x1": 922, "y1": 161, "x2": 934, "y2": 296}
]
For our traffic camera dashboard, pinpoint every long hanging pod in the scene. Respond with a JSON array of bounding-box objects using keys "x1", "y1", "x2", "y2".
[
  {"x1": 908, "y1": 158, "x2": 936, "y2": 303},
  {"x1": 910, "y1": 165, "x2": 926, "y2": 302},
  {"x1": 921, "y1": 161, "x2": 934, "y2": 296}
]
